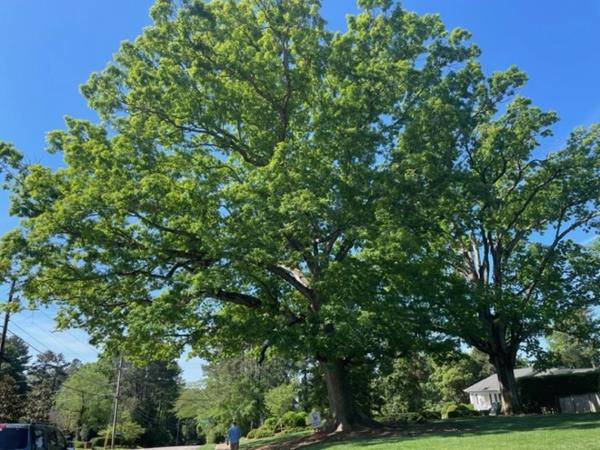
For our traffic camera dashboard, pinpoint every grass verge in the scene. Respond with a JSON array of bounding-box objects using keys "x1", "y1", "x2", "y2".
[{"x1": 199, "y1": 414, "x2": 600, "y2": 450}]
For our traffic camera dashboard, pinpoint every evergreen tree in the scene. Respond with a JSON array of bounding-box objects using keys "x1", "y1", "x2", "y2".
[
  {"x1": 29, "y1": 351, "x2": 70, "y2": 391},
  {"x1": 23, "y1": 351, "x2": 71, "y2": 422},
  {"x1": 0, "y1": 374, "x2": 24, "y2": 422},
  {"x1": 0, "y1": 335, "x2": 30, "y2": 395},
  {"x1": 24, "y1": 380, "x2": 55, "y2": 422},
  {"x1": 116, "y1": 359, "x2": 182, "y2": 447}
]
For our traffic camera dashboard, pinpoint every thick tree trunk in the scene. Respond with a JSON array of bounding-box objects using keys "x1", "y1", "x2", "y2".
[
  {"x1": 322, "y1": 359, "x2": 354, "y2": 432},
  {"x1": 492, "y1": 354, "x2": 521, "y2": 415},
  {"x1": 320, "y1": 359, "x2": 378, "y2": 432}
]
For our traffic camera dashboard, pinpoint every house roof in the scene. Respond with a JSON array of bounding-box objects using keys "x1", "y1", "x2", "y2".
[{"x1": 464, "y1": 367, "x2": 598, "y2": 393}]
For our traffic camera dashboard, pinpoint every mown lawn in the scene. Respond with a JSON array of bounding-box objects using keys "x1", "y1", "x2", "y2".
[
  {"x1": 309, "y1": 414, "x2": 600, "y2": 450},
  {"x1": 197, "y1": 430, "x2": 311, "y2": 450},
  {"x1": 199, "y1": 414, "x2": 600, "y2": 450}
]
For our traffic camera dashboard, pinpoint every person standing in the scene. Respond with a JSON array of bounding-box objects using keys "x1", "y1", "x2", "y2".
[{"x1": 226, "y1": 421, "x2": 241, "y2": 450}]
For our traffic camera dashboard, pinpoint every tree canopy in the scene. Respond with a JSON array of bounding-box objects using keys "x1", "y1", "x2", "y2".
[
  {"x1": 1, "y1": 0, "x2": 598, "y2": 425},
  {"x1": 6, "y1": 0, "x2": 484, "y2": 429}
]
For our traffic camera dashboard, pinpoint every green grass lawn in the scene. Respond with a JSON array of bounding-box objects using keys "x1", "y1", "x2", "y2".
[
  {"x1": 309, "y1": 414, "x2": 600, "y2": 450},
  {"x1": 199, "y1": 414, "x2": 600, "y2": 450},
  {"x1": 197, "y1": 430, "x2": 310, "y2": 450}
]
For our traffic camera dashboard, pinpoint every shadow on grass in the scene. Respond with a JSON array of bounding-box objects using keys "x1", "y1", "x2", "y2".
[
  {"x1": 240, "y1": 431, "x2": 312, "y2": 450},
  {"x1": 304, "y1": 414, "x2": 600, "y2": 449},
  {"x1": 441, "y1": 413, "x2": 600, "y2": 436}
]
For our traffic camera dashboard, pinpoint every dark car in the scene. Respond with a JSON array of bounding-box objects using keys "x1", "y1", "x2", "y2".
[{"x1": 0, "y1": 424, "x2": 72, "y2": 450}]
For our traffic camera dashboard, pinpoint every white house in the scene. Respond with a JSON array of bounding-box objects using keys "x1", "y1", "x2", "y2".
[{"x1": 464, "y1": 367, "x2": 597, "y2": 411}]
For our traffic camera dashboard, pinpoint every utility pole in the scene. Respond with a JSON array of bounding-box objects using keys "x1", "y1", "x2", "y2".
[
  {"x1": 0, "y1": 279, "x2": 17, "y2": 366},
  {"x1": 110, "y1": 355, "x2": 124, "y2": 450}
]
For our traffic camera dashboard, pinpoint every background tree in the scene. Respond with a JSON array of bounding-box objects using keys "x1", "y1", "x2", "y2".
[
  {"x1": 100, "y1": 411, "x2": 145, "y2": 447},
  {"x1": 9, "y1": 0, "x2": 480, "y2": 430},
  {"x1": 174, "y1": 385, "x2": 203, "y2": 422},
  {"x1": 115, "y1": 358, "x2": 182, "y2": 447},
  {"x1": 28, "y1": 351, "x2": 71, "y2": 391},
  {"x1": 0, "y1": 335, "x2": 30, "y2": 396},
  {"x1": 0, "y1": 375, "x2": 24, "y2": 422},
  {"x1": 0, "y1": 228, "x2": 31, "y2": 368},
  {"x1": 24, "y1": 351, "x2": 71, "y2": 422},
  {"x1": 371, "y1": 354, "x2": 430, "y2": 415},
  {"x1": 174, "y1": 386, "x2": 205, "y2": 444},
  {"x1": 547, "y1": 308, "x2": 600, "y2": 369},
  {"x1": 371, "y1": 349, "x2": 497, "y2": 416},
  {"x1": 24, "y1": 380, "x2": 55, "y2": 422},
  {"x1": 468, "y1": 348, "x2": 496, "y2": 378},
  {"x1": 265, "y1": 382, "x2": 297, "y2": 420},
  {"x1": 175, "y1": 355, "x2": 291, "y2": 440},
  {"x1": 54, "y1": 363, "x2": 112, "y2": 440},
  {"x1": 386, "y1": 55, "x2": 600, "y2": 413}
]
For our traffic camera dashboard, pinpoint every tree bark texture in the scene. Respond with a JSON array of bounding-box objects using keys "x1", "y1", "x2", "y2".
[
  {"x1": 322, "y1": 359, "x2": 354, "y2": 431},
  {"x1": 492, "y1": 353, "x2": 521, "y2": 415}
]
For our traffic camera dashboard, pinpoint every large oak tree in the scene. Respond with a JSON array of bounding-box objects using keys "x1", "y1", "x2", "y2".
[{"x1": 3, "y1": 0, "x2": 481, "y2": 429}]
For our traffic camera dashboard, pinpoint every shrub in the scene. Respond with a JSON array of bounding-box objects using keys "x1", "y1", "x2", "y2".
[
  {"x1": 282, "y1": 411, "x2": 307, "y2": 428},
  {"x1": 265, "y1": 383, "x2": 297, "y2": 418},
  {"x1": 90, "y1": 437, "x2": 108, "y2": 448},
  {"x1": 206, "y1": 428, "x2": 226, "y2": 444},
  {"x1": 378, "y1": 412, "x2": 425, "y2": 424},
  {"x1": 245, "y1": 429, "x2": 258, "y2": 440},
  {"x1": 250, "y1": 426, "x2": 276, "y2": 439},
  {"x1": 262, "y1": 417, "x2": 278, "y2": 431},
  {"x1": 420, "y1": 410, "x2": 442, "y2": 421},
  {"x1": 282, "y1": 426, "x2": 308, "y2": 434},
  {"x1": 442, "y1": 403, "x2": 476, "y2": 419}
]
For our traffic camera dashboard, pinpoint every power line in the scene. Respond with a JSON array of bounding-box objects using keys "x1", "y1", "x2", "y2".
[
  {"x1": 6, "y1": 328, "x2": 46, "y2": 355},
  {"x1": 9, "y1": 321, "x2": 55, "y2": 354},
  {"x1": 5, "y1": 329, "x2": 113, "y2": 399},
  {"x1": 11, "y1": 320, "x2": 94, "y2": 367},
  {"x1": 12, "y1": 316, "x2": 94, "y2": 363},
  {"x1": 35, "y1": 308, "x2": 100, "y2": 354}
]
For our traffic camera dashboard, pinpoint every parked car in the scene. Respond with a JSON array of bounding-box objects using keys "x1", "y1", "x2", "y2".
[{"x1": 0, "y1": 424, "x2": 73, "y2": 450}]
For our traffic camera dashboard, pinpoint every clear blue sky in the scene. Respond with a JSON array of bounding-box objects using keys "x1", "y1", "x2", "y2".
[{"x1": 1, "y1": 1, "x2": 599, "y2": 381}]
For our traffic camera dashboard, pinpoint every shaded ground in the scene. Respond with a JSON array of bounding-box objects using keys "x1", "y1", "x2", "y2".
[
  {"x1": 241, "y1": 414, "x2": 600, "y2": 450},
  {"x1": 144, "y1": 446, "x2": 200, "y2": 450}
]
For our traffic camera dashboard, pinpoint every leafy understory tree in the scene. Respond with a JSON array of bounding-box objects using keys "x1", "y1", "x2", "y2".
[
  {"x1": 5, "y1": 0, "x2": 483, "y2": 430},
  {"x1": 547, "y1": 307, "x2": 600, "y2": 369},
  {"x1": 265, "y1": 382, "x2": 297, "y2": 420},
  {"x1": 54, "y1": 363, "x2": 112, "y2": 440},
  {"x1": 100, "y1": 411, "x2": 145, "y2": 447}
]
